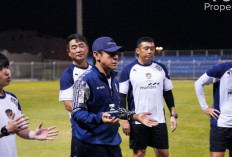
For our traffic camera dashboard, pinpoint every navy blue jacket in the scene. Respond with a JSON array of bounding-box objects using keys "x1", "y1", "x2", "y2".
[{"x1": 71, "y1": 65, "x2": 121, "y2": 146}]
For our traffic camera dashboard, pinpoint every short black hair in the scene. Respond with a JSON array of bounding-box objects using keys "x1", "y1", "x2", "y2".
[
  {"x1": 0, "y1": 53, "x2": 9, "y2": 69},
  {"x1": 66, "y1": 34, "x2": 88, "y2": 51},
  {"x1": 136, "y1": 37, "x2": 155, "y2": 48}
]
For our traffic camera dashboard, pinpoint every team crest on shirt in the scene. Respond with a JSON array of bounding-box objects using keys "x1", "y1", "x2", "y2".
[
  {"x1": 145, "y1": 73, "x2": 152, "y2": 79},
  {"x1": 5, "y1": 109, "x2": 13, "y2": 119}
]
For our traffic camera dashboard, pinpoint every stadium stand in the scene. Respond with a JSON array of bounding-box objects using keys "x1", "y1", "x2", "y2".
[
  {"x1": 115, "y1": 55, "x2": 223, "y2": 80},
  {"x1": 5, "y1": 49, "x2": 232, "y2": 80}
]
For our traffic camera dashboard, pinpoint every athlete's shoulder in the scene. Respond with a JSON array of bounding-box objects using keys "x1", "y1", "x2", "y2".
[
  {"x1": 3, "y1": 91, "x2": 21, "y2": 110},
  {"x1": 207, "y1": 62, "x2": 232, "y2": 78},
  {"x1": 75, "y1": 68, "x2": 93, "y2": 84},
  {"x1": 151, "y1": 61, "x2": 171, "y2": 79},
  {"x1": 152, "y1": 60, "x2": 167, "y2": 70},
  {"x1": 122, "y1": 59, "x2": 141, "y2": 73},
  {"x1": 4, "y1": 91, "x2": 18, "y2": 99},
  {"x1": 61, "y1": 64, "x2": 91, "y2": 78},
  {"x1": 123, "y1": 59, "x2": 138, "y2": 69},
  {"x1": 60, "y1": 64, "x2": 75, "y2": 79},
  {"x1": 220, "y1": 61, "x2": 232, "y2": 69},
  {"x1": 151, "y1": 61, "x2": 168, "y2": 73},
  {"x1": 119, "y1": 60, "x2": 137, "y2": 82}
]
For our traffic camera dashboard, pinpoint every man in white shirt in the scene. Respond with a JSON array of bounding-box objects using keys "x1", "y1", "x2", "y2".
[
  {"x1": 119, "y1": 37, "x2": 177, "y2": 157},
  {"x1": 195, "y1": 61, "x2": 232, "y2": 157},
  {"x1": 59, "y1": 33, "x2": 91, "y2": 157},
  {"x1": 0, "y1": 53, "x2": 58, "y2": 157}
]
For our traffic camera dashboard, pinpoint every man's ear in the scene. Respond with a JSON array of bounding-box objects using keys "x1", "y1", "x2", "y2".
[
  {"x1": 67, "y1": 50, "x2": 71, "y2": 58},
  {"x1": 135, "y1": 48, "x2": 140, "y2": 55},
  {"x1": 93, "y1": 51, "x2": 101, "y2": 62}
]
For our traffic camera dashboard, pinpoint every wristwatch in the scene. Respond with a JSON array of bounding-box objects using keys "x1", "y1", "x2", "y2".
[
  {"x1": 1, "y1": 126, "x2": 10, "y2": 136},
  {"x1": 171, "y1": 114, "x2": 178, "y2": 119}
]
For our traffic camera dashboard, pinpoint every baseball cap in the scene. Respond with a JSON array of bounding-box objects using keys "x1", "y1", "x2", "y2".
[{"x1": 92, "y1": 37, "x2": 124, "y2": 52}]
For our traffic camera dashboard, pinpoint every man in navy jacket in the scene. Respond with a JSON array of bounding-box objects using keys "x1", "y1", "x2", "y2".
[{"x1": 71, "y1": 36, "x2": 158, "y2": 157}]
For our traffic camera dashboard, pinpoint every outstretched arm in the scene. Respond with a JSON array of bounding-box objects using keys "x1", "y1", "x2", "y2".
[
  {"x1": 132, "y1": 112, "x2": 158, "y2": 127},
  {"x1": 118, "y1": 108, "x2": 158, "y2": 127},
  {"x1": 17, "y1": 122, "x2": 59, "y2": 141}
]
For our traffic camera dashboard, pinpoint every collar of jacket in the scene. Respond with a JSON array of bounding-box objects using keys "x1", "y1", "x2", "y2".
[{"x1": 92, "y1": 65, "x2": 118, "y2": 80}]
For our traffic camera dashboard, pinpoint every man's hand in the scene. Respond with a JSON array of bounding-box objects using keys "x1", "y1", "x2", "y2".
[
  {"x1": 6, "y1": 113, "x2": 29, "y2": 134},
  {"x1": 170, "y1": 117, "x2": 177, "y2": 132},
  {"x1": 204, "y1": 106, "x2": 220, "y2": 119},
  {"x1": 30, "y1": 122, "x2": 59, "y2": 141},
  {"x1": 133, "y1": 112, "x2": 158, "y2": 127},
  {"x1": 121, "y1": 120, "x2": 130, "y2": 136},
  {"x1": 101, "y1": 112, "x2": 119, "y2": 125}
]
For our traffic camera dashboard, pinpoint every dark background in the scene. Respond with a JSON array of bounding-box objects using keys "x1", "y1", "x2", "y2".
[{"x1": 0, "y1": 0, "x2": 232, "y2": 51}]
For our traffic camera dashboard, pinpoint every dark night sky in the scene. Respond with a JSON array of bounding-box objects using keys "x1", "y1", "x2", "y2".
[{"x1": 0, "y1": 0, "x2": 232, "y2": 51}]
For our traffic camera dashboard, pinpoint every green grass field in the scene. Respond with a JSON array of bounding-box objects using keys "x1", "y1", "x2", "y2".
[{"x1": 4, "y1": 81, "x2": 230, "y2": 157}]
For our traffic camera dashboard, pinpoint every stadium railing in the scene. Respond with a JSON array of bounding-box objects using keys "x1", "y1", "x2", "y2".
[{"x1": 10, "y1": 53, "x2": 231, "y2": 81}]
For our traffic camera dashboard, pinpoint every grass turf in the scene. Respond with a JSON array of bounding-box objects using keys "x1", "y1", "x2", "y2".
[{"x1": 4, "y1": 81, "x2": 229, "y2": 157}]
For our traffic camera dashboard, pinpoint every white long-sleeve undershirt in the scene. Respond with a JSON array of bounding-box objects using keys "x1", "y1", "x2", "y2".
[{"x1": 194, "y1": 73, "x2": 218, "y2": 111}]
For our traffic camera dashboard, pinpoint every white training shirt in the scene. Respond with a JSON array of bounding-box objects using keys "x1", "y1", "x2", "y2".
[
  {"x1": 0, "y1": 91, "x2": 23, "y2": 157},
  {"x1": 59, "y1": 63, "x2": 91, "y2": 137},
  {"x1": 59, "y1": 64, "x2": 92, "y2": 101},
  {"x1": 119, "y1": 60, "x2": 173, "y2": 124},
  {"x1": 195, "y1": 61, "x2": 232, "y2": 127}
]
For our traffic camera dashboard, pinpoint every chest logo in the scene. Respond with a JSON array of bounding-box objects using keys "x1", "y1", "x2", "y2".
[
  {"x1": 5, "y1": 109, "x2": 13, "y2": 119},
  {"x1": 109, "y1": 104, "x2": 116, "y2": 111},
  {"x1": 140, "y1": 82, "x2": 160, "y2": 90},
  {"x1": 146, "y1": 73, "x2": 152, "y2": 79}
]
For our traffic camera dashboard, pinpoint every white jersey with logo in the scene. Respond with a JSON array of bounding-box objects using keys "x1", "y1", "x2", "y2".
[
  {"x1": 59, "y1": 63, "x2": 92, "y2": 138},
  {"x1": 0, "y1": 91, "x2": 23, "y2": 157},
  {"x1": 195, "y1": 61, "x2": 232, "y2": 127},
  {"x1": 119, "y1": 60, "x2": 173, "y2": 124},
  {"x1": 59, "y1": 64, "x2": 92, "y2": 101}
]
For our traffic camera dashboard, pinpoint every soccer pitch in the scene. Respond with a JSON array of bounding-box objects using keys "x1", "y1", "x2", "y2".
[{"x1": 4, "y1": 81, "x2": 229, "y2": 157}]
